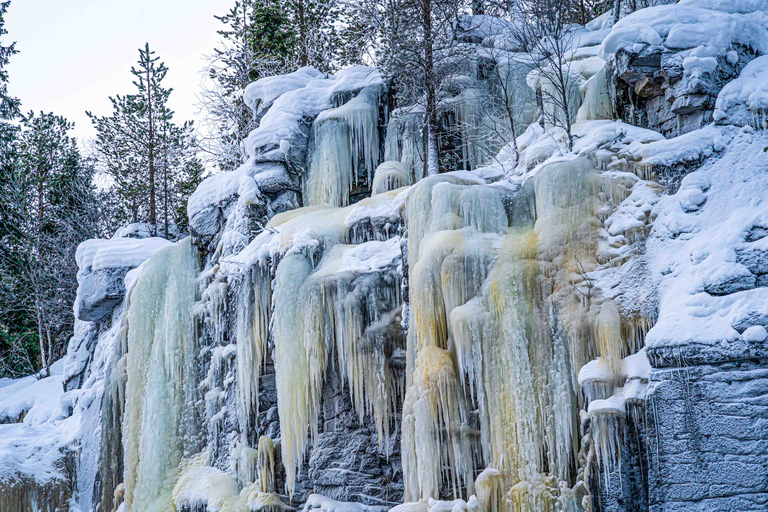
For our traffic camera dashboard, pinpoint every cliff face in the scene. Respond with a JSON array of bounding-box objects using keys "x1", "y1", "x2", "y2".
[{"x1": 3, "y1": 2, "x2": 768, "y2": 512}]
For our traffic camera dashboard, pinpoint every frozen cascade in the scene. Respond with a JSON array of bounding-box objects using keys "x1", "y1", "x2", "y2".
[
  {"x1": 271, "y1": 230, "x2": 404, "y2": 495},
  {"x1": 123, "y1": 238, "x2": 201, "y2": 511},
  {"x1": 272, "y1": 252, "x2": 322, "y2": 498},
  {"x1": 400, "y1": 150, "x2": 648, "y2": 510},
  {"x1": 305, "y1": 86, "x2": 383, "y2": 207},
  {"x1": 372, "y1": 161, "x2": 412, "y2": 195},
  {"x1": 384, "y1": 108, "x2": 425, "y2": 183},
  {"x1": 235, "y1": 265, "x2": 272, "y2": 443}
]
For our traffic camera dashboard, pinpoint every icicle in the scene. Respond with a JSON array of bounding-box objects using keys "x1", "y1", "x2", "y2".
[
  {"x1": 595, "y1": 301, "x2": 625, "y2": 374},
  {"x1": 235, "y1": 264, "x2": 272, "y2": 438},
  {"x1": 123, "y1": 238, "x2": 199, "y2": 512},
  {"x1": 402, "y1": 346, "x2": 477, "y2": 502},
  {"x1": 232, "y1": 438, "x2": 259, "y2": 486},
  {"x1": 272, "y1": 252, "x2": 325, "y2": 497},
  {"x1": 257, "y1": 436, "x2": 276, "y2": 494},
  {"x1": 474, "y1": 468, "x2": 504, "y2": 512},
  {"x1": 372, "y1": 161, "x2": 412, "y2": 195},
  {"x1": 305, "y1": 86, "x2": 382, "y2": 207}
]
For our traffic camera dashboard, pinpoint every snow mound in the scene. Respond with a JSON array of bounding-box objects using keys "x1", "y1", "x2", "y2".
[
  {"x1": 600, "y1": 4, "x2": 768, "y2": 74},
  {"x1": 645, "y1": 129, "x2": 768, "y2": 350},
  {"x1": 245, "y1": 66, "x2": 383, "y2": 160},
  {"x1": 244, "y1": 66, "x2": 325, "y2": 116},
  {"x1": 714, "y1": 54, "x2": 768, "y2": 127},
  {"x1": 678, "y1": 0, "x2": 768, "y2": 13},
  {"x1": 75, "y1": 237, "x2": 174, "y2": 274}
]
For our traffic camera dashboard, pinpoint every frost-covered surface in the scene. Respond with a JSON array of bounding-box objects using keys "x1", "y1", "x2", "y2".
[
  {"x1": 244, "y1": 66, "x2": 326, "y2": 116},
  {"x1": 9, "y1": 2, "x2": 768, "y2": 510},
  {"x1": 0, "y1": 233, "x2": 176, "y2": 511},
  {"x1": 245, "y1": 66, "x2": 383, "y2": 160},
  {"x1": 600, "y1": 3, "x2": 768, "y2": 61}
]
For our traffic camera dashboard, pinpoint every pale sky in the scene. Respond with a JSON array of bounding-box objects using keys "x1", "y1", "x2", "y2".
[{"x1": 5, "y1": 0, "x2": 226, "y2": 143}]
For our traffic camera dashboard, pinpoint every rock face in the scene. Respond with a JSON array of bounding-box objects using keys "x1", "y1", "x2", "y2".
[
  {"x1": 310, "y1": 366, "x2": 404, "y2": 506},
  {"x1": 646, "y1": 351, "x2": 768, "y2": 512},
  {"x1": 610, "y1": 45, "x2": 756, "y2": 137},
  {"x1": 7, "y1": 3, "x2": 768, "y2": 511},
  {"x1": 76, "y1": 266, "x2": 131, "y2": 323}
]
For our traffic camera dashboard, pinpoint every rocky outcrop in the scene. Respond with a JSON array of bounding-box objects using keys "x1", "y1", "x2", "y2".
[{"x1": 609, "y1": 44, "x2": 757, "y2": 137}]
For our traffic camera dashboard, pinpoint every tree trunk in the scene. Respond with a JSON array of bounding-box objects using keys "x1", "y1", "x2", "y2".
[
  {"x1": 146, "y1": 53, "x2": 156, "y2": 231},
  {"x1": 36, "y1": 299, "x2": 48, "y2": 373},
  {"x1": 422, "y1": 0, "x2": 439, "y2": 175}
]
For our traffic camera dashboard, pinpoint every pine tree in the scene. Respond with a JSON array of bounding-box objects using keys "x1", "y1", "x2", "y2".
[
  {"x1": 89, "y1": 44, "x2": 199, "y2": 236},
  {"x1": 200, "y1": 0, "x2": 346, "y2": 171},
  {"x1": 200, "y1": 0, "x2": 296, "y2": 171}
]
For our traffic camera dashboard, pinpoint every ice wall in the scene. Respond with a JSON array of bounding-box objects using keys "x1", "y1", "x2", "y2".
[{"x1": 123, "y1": 238, "x2": 200, "y2": 511}]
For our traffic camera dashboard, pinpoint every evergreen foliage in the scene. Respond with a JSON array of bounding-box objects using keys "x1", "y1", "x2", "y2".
[{"x1": 88, "y1": 44, "x2": 204, "y2": 235}]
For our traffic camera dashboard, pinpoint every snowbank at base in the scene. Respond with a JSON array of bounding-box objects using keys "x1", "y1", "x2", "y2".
[{"x1": 0, "y1": 360, "x2": 77, "y2": 485}]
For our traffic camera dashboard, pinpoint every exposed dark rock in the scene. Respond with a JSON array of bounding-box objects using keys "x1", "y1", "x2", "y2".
[
  {"x1": 647, "y1": 358, "x2": 768, "y2": 512},
  {"x1": 610, "y1": 45, "x2": 756, "y2": 137},
  {"x1": 76, "y1": 267, "x2": 131, "y2": 323}
]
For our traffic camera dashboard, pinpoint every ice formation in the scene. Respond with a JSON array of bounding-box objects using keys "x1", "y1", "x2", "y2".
[
  {"x1": 8, "y1": 3, "x2": 768, "y2": 511},
  {"x1": 305, "y1": 86, "x2": 383, "y2": 206},
  {"x1": 122, "y1": 238, "x2": 200, "y2": 511}
]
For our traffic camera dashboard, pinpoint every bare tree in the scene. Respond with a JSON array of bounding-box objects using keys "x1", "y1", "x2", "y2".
[{"x1": 512, "y1": 0, "x2": 578, "y2": 150}]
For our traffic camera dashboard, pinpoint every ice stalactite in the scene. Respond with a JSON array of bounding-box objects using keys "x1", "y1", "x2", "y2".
[
  {"x1": 449, "y1": 88, "x2": 501, "y2": 171},
  {"x1": 372, "y1": 161, "x2": 412, "y2": 195},
  {"x1": 235, "y1": 264, "x2": 272, "y2": 440},
  {"x1": 271, "y1": 231, "x2": 405, "y2": 495},
  {"x1": 399, "y1": 152, "x2": 646, "y2": 511},
  {"x1": 474, "y1": 467, "x2": 504, "y2": 512},
  {"x1": 577, "y1": 64, "x2": 615, "y2": 122},
  {"x1": 402, "y1": 175, "x2": 510, "y2": 501},
  {"x1": 305, "y1": 86, "x2": 383, "y2": 207},
  {"x1": 123, "y1": 238, "x2": 200, "y2": 511},
  {"x1": 257, "y1": 435, "x2": 276, "y2": 494},
  {"x1": 402, "y1": 346, "x2": 476, "y2": 502},
  {"x1": 384, "y1": 108, "x2": 426, "y2": 183},
  {"x1": 272, "y1": 252, "x2": 323, "y2": 497}
]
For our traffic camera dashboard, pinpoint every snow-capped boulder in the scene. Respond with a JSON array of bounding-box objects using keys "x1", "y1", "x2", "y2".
[
  {"x1": 601, "y1": 0, "x2": 768, "y2": 135},
  {"x1": 714, "y1": 54, "x2": 768, "y2": 127},
  {"x1": 74, "y1": 237, "x2": 173, "y2": 322}
]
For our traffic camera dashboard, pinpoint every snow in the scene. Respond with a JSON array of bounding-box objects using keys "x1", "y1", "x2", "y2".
[
  {"x1": 0, "y1": 360, "x2": 66, "y2": 426},
  {"x1": 678, "y1": 0, "x2": 768, "y2": 13},
  {"x1": 245, "y1": 66, "x2": 383, "y2": 160},
  {"x1": 75, "y1": 236, "x2": 174, "y2": 274},
  {"x1": 645, "y1": 129, "x2": 768, "y2": 348},
  {"x1": 714, "y1": 55, "x2": 768, "y2": 126},
  {"x1": 743, "y1": 325, "x2": 768, "y2": 341},
  {"x1": 627, "y1": 125, "x2": 733, "y2": 166},
  {"x1": 172, "y1": 455, "x2": 240, "y2": 512},
  {"x1": 0, "y1": 360, "x2": 82, "y2": 485},
  {"x1": 303, "y1": 494, "x2": 388, "y2": 512},
  {"x1": 312, "y1": 237, "x2": 402, "y2": 280},
  {"x1": 599, "y1": 4, "x2": 768, "y2": 68},
  {"x1": 244, "y1": 66, "x2": 326, "y2": 115},
  {"x1": 187, "y1": 161, "x2": 262, "y2": 219}
]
